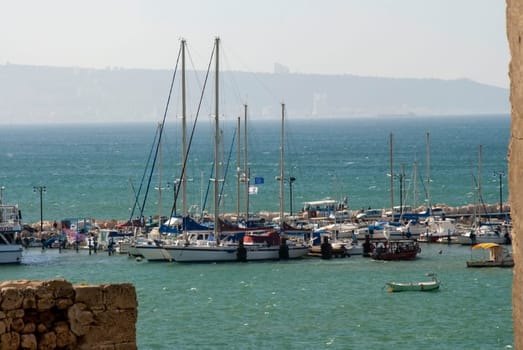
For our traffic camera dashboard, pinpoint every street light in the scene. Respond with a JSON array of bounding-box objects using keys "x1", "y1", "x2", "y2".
[
  {"x1": 275, "y1": 176, "x2": 297, "y2": 216},
  {"x1": 493, "y1": 170, "x2": 505, "y2": 214},
  {"x1": 33, "y1": 186, "x2": 46, "y2": 232},
  {"x1": 0, "y1": 186, "x2": 5, "y2": 205}
]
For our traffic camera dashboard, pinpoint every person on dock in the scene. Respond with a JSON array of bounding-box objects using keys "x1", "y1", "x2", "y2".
[
  {"x1": 93, "y1": 235, "x2": 98, "y2": 254},
  {"x1": 74, "y1": 234, "x2": 80, "y2": 253},
  {"x1": 108, "y1": 238, "x2": 115, "y2": 256},
  {"x1": 88, "y1": 236, "x2": 93, "y2": 255}
]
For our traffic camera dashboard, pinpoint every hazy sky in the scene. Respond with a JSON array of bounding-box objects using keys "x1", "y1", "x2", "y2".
[{"x1": 0, "y1": 0, "x2": 509, "y2": 88}]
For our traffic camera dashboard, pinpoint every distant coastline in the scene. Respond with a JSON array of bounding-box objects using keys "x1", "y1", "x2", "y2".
[{"x1": 0, "y1": 63, "x2": 509, "y2": 124}]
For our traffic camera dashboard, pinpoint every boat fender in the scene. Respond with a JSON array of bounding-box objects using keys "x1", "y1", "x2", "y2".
[{"x1": 279, "y1": 241, "x2": 290, "y2": 260}]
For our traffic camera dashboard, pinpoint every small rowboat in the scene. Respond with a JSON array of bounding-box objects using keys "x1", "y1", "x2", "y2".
[{"x1": 385, "y1": 273, "x2": 440, "y2": 293}]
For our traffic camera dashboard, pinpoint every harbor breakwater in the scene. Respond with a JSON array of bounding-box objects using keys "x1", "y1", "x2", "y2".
[
  {"x1": 0, "y1": 279, "x2": 137, "y2": 350},
  {"x1": 23, "y1": 202, "x2": 511, "y2": 234}
]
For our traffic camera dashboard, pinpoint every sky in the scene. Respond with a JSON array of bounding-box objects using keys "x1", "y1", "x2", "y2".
[{"x1": 0, "y1": 0, "x2": 510, "y2": 88}]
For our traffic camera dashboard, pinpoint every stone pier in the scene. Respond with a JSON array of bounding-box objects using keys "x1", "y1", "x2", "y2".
[{"x1": 0, "y1": 279, "x2": 137, "y2": 350}]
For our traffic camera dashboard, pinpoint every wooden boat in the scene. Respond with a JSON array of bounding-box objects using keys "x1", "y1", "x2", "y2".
[
  {"x1": 386, "y1": 273, "x2": 440, "y2": 293},
  {"x1": 370, "y1": 239, "x2": 420, "y2": 260},
  {"x1": 466, "y1": 242, "x2": 514, "y2": 267}
]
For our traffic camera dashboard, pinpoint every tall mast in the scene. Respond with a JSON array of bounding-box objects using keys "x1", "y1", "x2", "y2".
[
  {"x1": 279, "y1": 103, "x2": 285, "y2": 226},
  {"x1": 157, "y1": 122, "x2": 163, "y2": 222},
  {"x1": 426, "y1": 132, "x2": 431, "y2": 211},
  {"x1": 214, "y1": 37, "x2": 221, "y2": 238},
  {"x1": 181, "y1": 39, "x2": 187, "y2": 222},
  {"x1": 389, "y1": 132, "x2": 394, "y2": 217},
  {"x1": 478, "y1": 144, "x2": 483, "y2": 212},
  {"x1": 236, "y1": 116, "x2": 241, "y2": 219},
  {"x1": 244, "y1": 104, "x2": 249, "y2": 219},
  {"x1": 413, "y1": 156, "x2": 418, "y2": 210},
  {"x1": 478, "y1": 145, "x2": 483, "y2": 201}
]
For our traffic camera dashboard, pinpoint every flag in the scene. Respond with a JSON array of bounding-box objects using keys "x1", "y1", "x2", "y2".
[
  {"x1": 254, "y1": 177, "x2": 264, "y2": 184},
  {"x1": 248, "y1": 186, "x2": 258, "y2": 195}
]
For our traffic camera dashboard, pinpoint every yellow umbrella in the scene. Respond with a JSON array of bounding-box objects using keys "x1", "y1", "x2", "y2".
[{"x1": 472, "y1": 243, "x2": 500, "y2": 250}]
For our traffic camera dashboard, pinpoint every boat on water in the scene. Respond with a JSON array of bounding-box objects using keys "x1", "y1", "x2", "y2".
[
  {"x1": 370, "y1": 239, "x2": 420, "y2": 260},
  {"x1": 159, "y1": 38, "x2": 309, "y2": 263},
  {"x1": 418, "y1": 217, "x2": 457, "y2": 243},
  {"x1": 385, "y1": 273, "x2": 440, "y2": 292},
  {"x1": 456, "y1": 222, "x2": 511, "y2": 245},
  {"x1": 466, "y1": 242, "x2": 514, "y2": 268},
  {"x1": 0, "y1": 204, "x2": 23, "y2": 264},
  {"x1": 301, "y1": 198, "x2": 351, "y2": 222}
]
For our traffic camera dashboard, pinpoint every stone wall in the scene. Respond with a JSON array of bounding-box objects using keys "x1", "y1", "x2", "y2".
[
  {"x1": 507, "y1": 0, "x2": 523, "y2": 348},
  {"x1": 0, "y1": 279, "x2": 137, "y2": 350}
]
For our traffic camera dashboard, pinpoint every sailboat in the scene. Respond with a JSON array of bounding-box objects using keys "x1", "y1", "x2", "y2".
[
  {"x1": 166, "y1": 38, "x2": 308, "y2": 262},
  {"x1": 456, "y1": 145, "x2": 511, "y2": 245}
]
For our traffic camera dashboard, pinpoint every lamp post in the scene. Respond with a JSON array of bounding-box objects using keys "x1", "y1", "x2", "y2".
[
  {"x1": 289, "y1": 177, "x2": 296, "y2": 216},
  {"x1": 493, "y1": 170, "x2": 505, "y2": 214},
  {"x1": 0, "y1": 186, "x2": 5, "y2": 205},
  {"x1": 33, "y1": 186, "x2": 46, "y2": 232}
]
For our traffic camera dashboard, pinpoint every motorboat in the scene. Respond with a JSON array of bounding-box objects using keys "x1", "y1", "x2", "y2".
[
  {"x1": 457, "y1": 223, "x2": 511, "y2": 245},
  {"x1": 370, "y1": 239, "x2": 420, "y2": 261},
  {"x1": 385, "y1": 273, "x2": 440, "y2": 292},
  {"x1": 0, "y1": 204, "x2": 23, "y2": 264},
  {"x1": 466, "y1": 243, "x2": 514, "y2": 268}
]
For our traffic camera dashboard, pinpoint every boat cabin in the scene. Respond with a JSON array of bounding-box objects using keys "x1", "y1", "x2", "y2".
[
  {"x1": 302, "y1": 199, "x2": 346, "y2": 219},
  {"x1": 243, "y1": 230, "x2": 281, "y2": 246}
]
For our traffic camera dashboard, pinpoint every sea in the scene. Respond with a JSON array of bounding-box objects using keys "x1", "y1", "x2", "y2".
[
  {"x1": 0, "y1": 114, "x2": 511, "y2": 223},
  {"x1": 0, "y1": 114, "x2": 514, "y2": 349}
]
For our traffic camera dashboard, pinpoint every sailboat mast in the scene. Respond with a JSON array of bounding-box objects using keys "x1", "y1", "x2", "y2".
[
  {"x1": 214, "y1": 37, "x2": 221, "y2": 237},
  {"x1": 478, "y1": 144, "x2": 482, "y2": 200},
  {"x1": 426, "y1": 132, "x2": 431, "y2": 211},
  {"x1": 244, "y1": 104, "x2": 249, "y2": 220},
  {"x1": 389, "y1": 132, "x2": 394, "y2": 218},
  {"x1": 478, "y1": 144, "x2": 483, "y2": 219},
  {"x1": 157, "y1": 122, "x2": 163, "y2": 223},
  {"x1": 181, "y1": 39, "x2": 187, "y2": 222},
  {"x1": 236, "y1": 116, "x2": 241, "y2": 219},
  {"x1": 279, "y1": 103, "x2": 285, "y2": 226},
  {"x1": 413, "y1": 157, "x2": 418, "y2": 210}
]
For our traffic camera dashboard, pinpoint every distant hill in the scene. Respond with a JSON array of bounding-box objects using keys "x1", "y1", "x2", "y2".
[{"x1": 0, "y1": 63, "x2": 509, "y2": 124}]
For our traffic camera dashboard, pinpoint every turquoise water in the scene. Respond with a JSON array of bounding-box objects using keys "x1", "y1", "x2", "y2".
[
  {"x1": 3, "y1": 244, "x2": 513, "y2": 349},
  {"x1": 0, "y1": 114, "x2": 513, "y2": 348},
  {"x1": 0, "y1": 114, "x2": 510, "y2": 224}
]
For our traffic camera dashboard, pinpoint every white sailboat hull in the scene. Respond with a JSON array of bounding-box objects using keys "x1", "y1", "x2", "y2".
[
  {"x1": 134, "y1": 245, "x2": 172, "y2": 262},
  {"x1": 456, "y1": 234, "x2": 507, "y2": 245},
  {"x1": 0, "y1": 245, "x2": 23, "y2": 264},
  {"x1": 166, "y1": 245, "x2": 309, "y2": 263}
]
